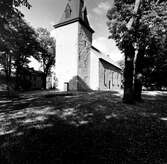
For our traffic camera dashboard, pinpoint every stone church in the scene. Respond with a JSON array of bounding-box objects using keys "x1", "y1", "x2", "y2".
[{"x1": 51, "y1": 0, "x2": 122, "y2": 91}]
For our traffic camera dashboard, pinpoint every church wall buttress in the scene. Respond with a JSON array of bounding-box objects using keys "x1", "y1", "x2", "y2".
[{"x1": 77, "y1": 24, "x2": 92, "y2": 91}]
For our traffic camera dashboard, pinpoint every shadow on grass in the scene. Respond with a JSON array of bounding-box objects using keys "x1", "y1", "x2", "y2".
[{"x1": 0, "y1": 91, "x2": 167, "y2": 163}]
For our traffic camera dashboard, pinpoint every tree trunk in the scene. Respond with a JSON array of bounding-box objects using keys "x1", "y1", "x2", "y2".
[
  {"x1": 122, "y1": 0, "x2": 142, "y2": 103},
  {"x1": 42, "y1": 74, "x2": 47, "y2": 90},
  {"x1": 5, "y1": 53, "x2": 18, "y2": 98},
  {"x1": 123, "y1": 0, "x2": 142, "y2": 103},
  {"x1": 134, "y1": 47, "x2": 145, "y2": 101},
  {"x1": 123, "y1": 44, "x2": 135, "y2": 104},
  {"x1": 126, "y1": 0, "x2": 142, "y2": 30},
  {"x1": 134, "y1": 75, "x2": 142, "y2": 101},
  {"x1": 15, "y1": 63, "x2": 20, "y2": 90}
]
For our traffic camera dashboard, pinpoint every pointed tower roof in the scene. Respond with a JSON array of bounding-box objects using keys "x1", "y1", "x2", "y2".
[{"x1": 54, "y1": 0, "x2": 94, "y2": 33}]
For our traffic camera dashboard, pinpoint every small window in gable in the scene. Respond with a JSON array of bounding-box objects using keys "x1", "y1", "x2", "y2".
[
  {"x1": 65, "y1": 4, "x2": 72, "y2": 19},
  {"x1": 84, "y1": 40, "x2": 88, "y2": 47}
]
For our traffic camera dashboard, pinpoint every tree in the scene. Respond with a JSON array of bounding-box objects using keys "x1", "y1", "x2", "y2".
[
  {"x1": 0, "y1": 0, "x2": 31, "y2": 16},
  {"x1": 0, "y1": 0, "x2": 31, "y2": 90},
  {"x1": 36, "y1": 28, "x2": 56, "y2": 89},
  {"x1": 0, "y1": 13, "x2": 40, "y2": 89},
  {"x1": 0, "y1": 1, "x2": 42, "y2": 91},
  {"x1": 134, "y1": 0, "x2": 167, "y2": 97},
  {"x1": 107, "y1": 0, "x2": 167, "y2": 103},
  {"x1": 0, "y1": 0, "x2": 31, "y2": 43},
  {"x1": 11, "y1": 17, "x2": 41, "y2": 89},
  {"x1": 143, "y1": 37, "x2": 167, "y2": 90},
  {"x1": 141, "y1": 1, "x2": 167, "y2": 90},
  {"x1": 107, "y1": 0, "x2": 140, "y2": 103},
  {"x1": 0, "y1": 50, "x2": 12, "y2": 86}
]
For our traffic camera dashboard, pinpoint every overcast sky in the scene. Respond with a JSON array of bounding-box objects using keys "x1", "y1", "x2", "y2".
[{"x1": 20, "y1": 0, "x2": 123, "y2": 62}]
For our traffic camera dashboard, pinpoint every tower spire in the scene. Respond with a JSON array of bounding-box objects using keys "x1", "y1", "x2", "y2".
[{"x1": 54, "y1": 0, "x2": 94, "y2": 33}]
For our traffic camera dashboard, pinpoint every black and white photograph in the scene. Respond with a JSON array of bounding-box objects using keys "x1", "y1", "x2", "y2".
[{"x1": 0, "y1": 0, "x2": 167, "y2": 163}]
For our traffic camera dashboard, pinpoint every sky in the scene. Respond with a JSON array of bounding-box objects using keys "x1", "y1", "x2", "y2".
[{"x1": 20, "y1": 0, "x2": 123, "y2": 62}]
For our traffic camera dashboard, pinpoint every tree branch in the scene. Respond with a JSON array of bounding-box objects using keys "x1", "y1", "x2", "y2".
[
  {"x1": 126, "y1": 0, "x2": 142, "y2": 30},
  {"x1": 156, "y1": 0, "x2": 160, "y2": 5}
]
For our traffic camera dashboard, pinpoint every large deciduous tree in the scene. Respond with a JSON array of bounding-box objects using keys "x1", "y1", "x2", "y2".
[
  {"x1": 107, "y1": 0, "x2": 167, "y2": 103},
  {"x1": 10, "y1": 16, "x2": 40, "y2": 89},
  {"x1": 0, "y1": 1, "x2": 43, "y2": 91},
  {"x1": 0, "y1": 0, "x2": 32, "y2": 94},
  {"x1": 36, "y1": 28, "x2": 56, "y2": 89},
  {"x1": 0, "y1": 13, "x2": 40, "y2": 90},
  {"x1": 141, "y1": 1, "x2": 167, "y2": 90},
  {"x1": 0, "y1": 0, "x2": 31, "y2": 40}
]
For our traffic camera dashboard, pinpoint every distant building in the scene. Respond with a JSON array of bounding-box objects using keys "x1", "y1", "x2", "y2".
[
  {"x1": 0, "y1": 66, "x2": 44, "y2": 91},
  {"x1": 51, "y1": 0, "x2": 122, "y2": 91},
  {"x1": 46, "y1": 72, "x2": 57, "y2": 89},
  {"x1": 19, "y1": 67, "x2": 44, "y2": 90}
]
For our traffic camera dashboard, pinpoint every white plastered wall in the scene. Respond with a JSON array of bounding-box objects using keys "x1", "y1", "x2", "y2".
[
  {"x1": 90, "y1": 50, "x2": 99, "y2": 90},
  {"x1": 51, "y1": 22, "x2": 79, "y2": 91}
]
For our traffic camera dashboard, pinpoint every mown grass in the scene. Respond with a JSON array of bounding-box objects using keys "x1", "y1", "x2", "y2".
[{"x1": 0, "y1": 91, "x2": 167, "y2": 164}]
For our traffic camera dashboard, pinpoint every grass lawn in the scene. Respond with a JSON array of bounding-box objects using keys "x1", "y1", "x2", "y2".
[{"x1": 0, "y1": 90, "x2": 167, "y2": 164}]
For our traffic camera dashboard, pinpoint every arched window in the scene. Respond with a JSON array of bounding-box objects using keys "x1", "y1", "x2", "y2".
[
  {"x1": 65, "y1": 4, "x2": 72, "y2": 19},
  {"x1": 104, "y1": 69, "x2": 107, "y2": 86}
]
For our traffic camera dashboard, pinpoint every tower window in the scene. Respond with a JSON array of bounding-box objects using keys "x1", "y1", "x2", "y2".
[
  {"x1": 65, "y1": 4, "x2": 72, "y2": 19},
  {"x1": 84, "y1": 40, "x2": 88, "y2": 47}
]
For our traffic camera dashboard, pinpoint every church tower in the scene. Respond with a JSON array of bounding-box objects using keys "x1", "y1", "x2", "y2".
[{"x1": 52, "y1": 0, "x2": 94, "y2": 91}]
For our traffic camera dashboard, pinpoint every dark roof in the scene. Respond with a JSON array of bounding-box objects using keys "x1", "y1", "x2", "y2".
[
  {"x1": 91, "y1": 46, "x2": 122, "y2": 71},
  {"x1": 21, "y1": 67, "x2": 44, "y2": 75},
  {"x1": 54, "y1": 0, "x2": 94, "y2": 33}
]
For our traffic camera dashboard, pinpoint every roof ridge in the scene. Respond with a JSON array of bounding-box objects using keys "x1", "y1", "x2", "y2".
[{"x1": 91, "y1": 46, "x2": 122, "y2": 70}]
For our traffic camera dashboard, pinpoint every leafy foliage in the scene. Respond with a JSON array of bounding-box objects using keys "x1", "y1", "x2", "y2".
[
  {"x1": 36, "y1": 28, "x2": 55, "y2": 75},
  {"x1": 0, "y1": 0, "x2": 31, "y2": 38},
  {"x1": 141, "y1": 1, "x2": 167, "y2": 89},
  {"x1": 0, "y1": 14, "x2": 42, "y2": 90},
  {"x1": 0, "y1": 0, "x2": 31, "y2": 16},
  {"x1": 0, "y1": 0, "x2": 32, "y2": 64},
  {"x1": 36, "y1": 28, "x2": 56, "y2": 89},
  {"x1": 107, "y1": 0, "x2": 167, "y2": 92},
  {"x1": 0, "y1": 0, "x2": 32, "y2": 53},
  {"x1": 0, "y1": 1, "x2": 46, "y2": 91}
]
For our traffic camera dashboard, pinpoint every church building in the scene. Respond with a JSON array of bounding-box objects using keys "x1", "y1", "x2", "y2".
[{"x1": 51, "y1": 0, "x2": 122, "y2": 91}]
